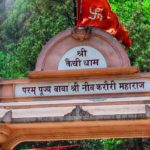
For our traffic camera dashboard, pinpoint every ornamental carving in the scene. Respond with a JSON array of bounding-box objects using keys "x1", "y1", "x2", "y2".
[{"x1": 71, "y1": 27, "x2": 92, "y2": 41}]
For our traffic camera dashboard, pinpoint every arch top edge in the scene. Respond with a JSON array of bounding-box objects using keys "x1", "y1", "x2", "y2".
[
  {"x1": 34, "y1": 27, "x2": 130, "y2": 72},
  {"x1": 35, "y1": 29, "x2": 72, "y2": 71}
]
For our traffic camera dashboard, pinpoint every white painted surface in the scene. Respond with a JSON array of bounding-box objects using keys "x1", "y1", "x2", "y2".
[
  {"x1": 0, "y1": 105, "x2": 147, "y2": 118},
  {"x1": 15, "y1": 78, "x2": 150, "y2": 97},
  {"x1": 0, "y1": 109, "x2": 8, "y2": 117},
  {"x1": 0, "y1": 97, "x2": 149, "y2": 119},
  {"x1": 58, "y1": 46, "x2": 107, "y2": 70},
  {"x1": 83, "y1": 105, "x2": 146, "y2": 115},
  {"x1": 0, "y1": 96, "x2": 149, "y2": 107},
  {"x1": 12, "y1": 107, "x2": 74, "y2": 118}
]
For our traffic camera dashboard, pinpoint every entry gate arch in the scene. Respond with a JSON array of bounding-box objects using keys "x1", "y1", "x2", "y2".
[{"x1": 0, "y1": 27, "x2": 150, "y2": 150}]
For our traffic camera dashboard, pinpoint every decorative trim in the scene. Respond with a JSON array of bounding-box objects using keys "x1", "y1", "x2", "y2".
[
  {"x1": 146, "y1": 105, "x2": 150, "y2": 118},
  {"x1": 2, "y1": 111, "x2": 12, "y2": 123},
  {"x1": 0, "y1": 105, "x2": 147, "y2": 123},
  {"x1": 28, "y1": 67, "x2": 139, "y2": 79},
  {"x1": 64, "y1": 105, "x2": 93, "y2": 120},
  {"x1": 1, "y1": 120, "x2": 150, "y2": 150},
  {"x1": 71, "y1": 26, "x2": 92, "y2": 41}
]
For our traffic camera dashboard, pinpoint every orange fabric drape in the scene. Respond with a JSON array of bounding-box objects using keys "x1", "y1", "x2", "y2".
[{"x1": 77, "y1": 0, "x2": 132, "y2": 48}]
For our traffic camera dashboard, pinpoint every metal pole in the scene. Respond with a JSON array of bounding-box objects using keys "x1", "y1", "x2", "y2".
[{"x1": 74, "y1": 0, "x2": 77, "y2": 25}]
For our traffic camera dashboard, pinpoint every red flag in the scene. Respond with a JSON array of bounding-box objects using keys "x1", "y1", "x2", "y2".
[{"x1": 77, "y1": 0, "x2": 132, "y2": 48}]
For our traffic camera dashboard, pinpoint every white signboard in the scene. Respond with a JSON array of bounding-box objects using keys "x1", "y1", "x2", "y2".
[
  {"x1": 58, "y1": 46, "x2": 107, "y2": 70},
  {"x1": 15, "y1": 78, "x2": 150, "y2": 97}
]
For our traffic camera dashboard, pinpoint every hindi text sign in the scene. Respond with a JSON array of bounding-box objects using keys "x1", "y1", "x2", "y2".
[
  {"x1": 58, "y1": 46, "x2": 107, "y2": 70},
  {"x1": 15, "y1": 78, "x2": 150, "y2": 97}
]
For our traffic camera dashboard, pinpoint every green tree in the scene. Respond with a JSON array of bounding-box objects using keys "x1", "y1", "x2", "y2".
[
  {"x1": 0, "y1": 0, "x2": 149, "y2": 149},
  {"x1": 0, "y1": 0, "x2": 149, "y2": 78},
  {"x1": 101, "y1": 139, "x2": 124, "y2": 150},
  {"x1": 0, "y1": 0, "x2": 75, "y2": 78}
]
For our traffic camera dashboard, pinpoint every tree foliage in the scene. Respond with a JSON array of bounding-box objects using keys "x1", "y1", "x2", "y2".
[
  {"x1": 101, "y1": 139, "x2": 124, "y2": 150},
  {"x1": 0, "y1": 0, "x2": 74, "y2": 78},
  {"x1": 15, "y1": 140, "x2": 102, "y2": 150},
  {"x1": 0, "y1": 0, "x2": 149, "y2": 79},
  {"x1": 0, "y1": 0, "x2": 149, "y2": 149}
]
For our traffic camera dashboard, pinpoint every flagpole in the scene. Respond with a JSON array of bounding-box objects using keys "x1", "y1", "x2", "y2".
[{"x1": 73, "y1": 0, "x2": 77, "y2": 25}]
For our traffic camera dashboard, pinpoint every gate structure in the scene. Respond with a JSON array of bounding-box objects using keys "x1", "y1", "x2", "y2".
[{"x1": 0, "y1": 27, "x2": 150, "y2": 150}]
